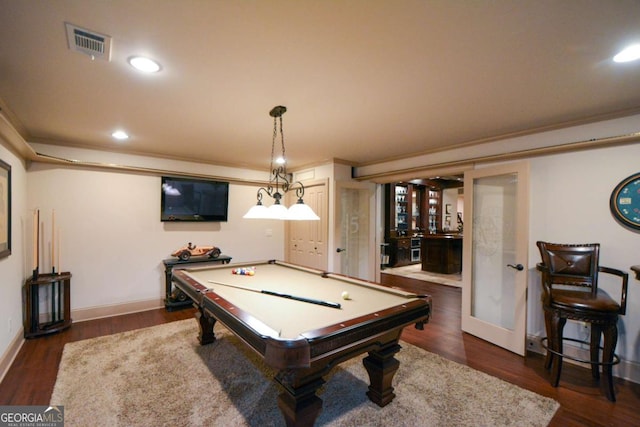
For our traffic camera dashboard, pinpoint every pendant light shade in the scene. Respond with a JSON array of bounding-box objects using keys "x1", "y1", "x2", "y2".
[
  {"x1": 287, "y1": 199, "x2": 321, "y2": 220},
  {"x1": 267, "y1": 202, "x2": 289, "y2": 220},
  {"x1": 242, "y1": 202, "x2": 269, "y2": 219}
]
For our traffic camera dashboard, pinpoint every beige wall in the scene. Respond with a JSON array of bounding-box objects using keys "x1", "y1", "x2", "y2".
[
  {"x1": 526, "y1": 143, "x2": 640, "y2": 381},
  {"x1": 25, "y1": 163, "x2": 285, "y2": 312},
  {"x1": 0, "y1": 143, "x2": 27, "y2": 376}
]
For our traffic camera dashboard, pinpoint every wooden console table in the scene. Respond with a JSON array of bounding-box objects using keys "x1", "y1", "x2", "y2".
[
  {"x1": 24, "y1": 272, "x2": 72, "y2": 338},
  {"x1": 163, "y1": 255, "x2": 232, "y2": 310}
]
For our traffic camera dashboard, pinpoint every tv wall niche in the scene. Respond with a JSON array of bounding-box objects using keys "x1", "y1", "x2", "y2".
[{"x1": 161, "y1": 176, "x2": 229, "y2": 222}]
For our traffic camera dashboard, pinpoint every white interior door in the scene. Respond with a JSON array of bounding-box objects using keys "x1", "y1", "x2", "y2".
[
  {"x1": 286, "y1": 180, "x2": 328, "y2": 270},
  {"x1": 334, "y1": 181, "x2": 376, "y2": 281},
  {"x1": 461, "y1": 162, "x2": 529, "y2": 356}
]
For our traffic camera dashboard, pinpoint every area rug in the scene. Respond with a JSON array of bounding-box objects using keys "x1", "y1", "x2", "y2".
[{"x1": 51, "y1": 319, "x2": 559, "y2": 426}]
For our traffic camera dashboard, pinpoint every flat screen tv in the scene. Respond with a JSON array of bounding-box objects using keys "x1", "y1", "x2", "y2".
[{"x1": 161, "y1": 176, "x2": 229, "y2": 222}]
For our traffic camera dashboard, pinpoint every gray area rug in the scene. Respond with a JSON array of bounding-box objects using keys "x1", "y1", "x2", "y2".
[{"x1": 51, "y1": 319, "x2": 559, "y2": 426}]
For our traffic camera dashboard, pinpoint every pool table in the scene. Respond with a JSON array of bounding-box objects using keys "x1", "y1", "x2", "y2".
[{"x1": 172, "y1": 260, "x2": 431, "y2": 427}]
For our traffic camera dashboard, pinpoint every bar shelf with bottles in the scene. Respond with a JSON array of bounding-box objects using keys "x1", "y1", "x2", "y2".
[
  {"x1": 427, "y1": 189, "x2": 440, "y2": 234},
  {"x1": 384, "y1": 183, "x2": 432, "y2": 267},
  {"x1": 395, "y1": 185, "x2": 409, "y2": 236}
]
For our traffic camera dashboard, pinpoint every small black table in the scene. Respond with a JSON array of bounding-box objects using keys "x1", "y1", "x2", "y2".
[{"x1": 162, "y1": 255, "x2": 232, "y2": 310}]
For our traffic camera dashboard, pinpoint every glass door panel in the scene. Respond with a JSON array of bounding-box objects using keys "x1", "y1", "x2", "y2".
[
  {"x1": 335, "y1": 181, "x2": 376, "y2": 280},
  {"x1": 471, "y1": 174, "x2": 517, "y2": 330},
  {"x1": 461, "y1": 162, "x2": 529, "y2": 356}
]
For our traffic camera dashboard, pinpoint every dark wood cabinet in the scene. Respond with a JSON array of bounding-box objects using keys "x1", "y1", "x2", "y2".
[
  {"x1": 385, "y1": 183, "x2": 429, "y2": 238},
  {"x1": 384, "y1": 183, "x2": 445, "y2": 238},
  {"x1": 387, "y1": 184, "x2": 410, "y2": 236},
  {"x1": 384, "y1": 183, "x2": 438, "y2": 267},
  {"x1": 389, "y1": 237, "x2": 411, "y2": 267}
]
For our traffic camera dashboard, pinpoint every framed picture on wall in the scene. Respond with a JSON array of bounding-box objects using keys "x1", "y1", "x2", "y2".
[
  {"x1": 445, "y1": 204, "x2": 452, "y2": 214},
  {"x1": 0, "y1": 158, "x2": 10, "y2": 258}
]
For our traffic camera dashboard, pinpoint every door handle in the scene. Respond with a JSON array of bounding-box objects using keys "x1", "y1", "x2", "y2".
[
  {"x1": 336, "y1": 248, "x2": 346, "y2": 253},
  {"x1": 507, "y1": 264, "x2": 524, "y2": 271}
]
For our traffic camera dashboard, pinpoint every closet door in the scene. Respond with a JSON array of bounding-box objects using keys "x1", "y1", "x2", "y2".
[{"x1": 286, "y1": 180, "x2": 328, "y2": 270}]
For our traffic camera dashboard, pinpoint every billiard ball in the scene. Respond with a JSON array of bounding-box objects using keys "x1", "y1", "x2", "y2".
[
  {"x1": 341, "y1": 291, "x2": 350, "y2": 300},
  {"x1": 232, "y1": 267, "x2": 256, "y2": 276}
]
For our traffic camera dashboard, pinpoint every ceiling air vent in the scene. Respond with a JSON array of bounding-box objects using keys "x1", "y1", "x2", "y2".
[{"x1": 65, "y1": 23, "x2": 112, "y2": 61}]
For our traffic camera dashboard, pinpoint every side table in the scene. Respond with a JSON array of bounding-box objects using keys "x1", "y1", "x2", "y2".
[{"x1": 162, "y1": 255, "x2": 232, "y2": 310}]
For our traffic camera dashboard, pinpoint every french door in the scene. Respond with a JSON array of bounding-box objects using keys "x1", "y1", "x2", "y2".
[
  {"x1": 461, "y1": 162, "x2": 529, "y2": 356},
  {"x1": 334, "y1": 181, "x2": 376, "y2": 281}
]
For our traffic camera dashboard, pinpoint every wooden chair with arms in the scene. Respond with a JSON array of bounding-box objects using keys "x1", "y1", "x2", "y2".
[{"x1": 536, "y1": 241, "x2": 628, "y2": 401}]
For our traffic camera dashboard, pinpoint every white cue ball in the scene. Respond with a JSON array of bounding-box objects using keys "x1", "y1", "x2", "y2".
[{"x1": 341, "y1": 291, "x2": 350, "y2": 300}]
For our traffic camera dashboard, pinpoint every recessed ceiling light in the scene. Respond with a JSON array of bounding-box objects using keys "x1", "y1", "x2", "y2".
[
  {"x1": 128, "y1": 56, "x2": 161, "y2": 73},
  {"x1": 613, "y1": 44, "x2": 640, "y2": 63},
  {"x1": 111, "y1": 130, "x2": 129, "y2": 140}
]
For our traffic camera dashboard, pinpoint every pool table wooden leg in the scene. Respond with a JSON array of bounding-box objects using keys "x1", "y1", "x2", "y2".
[
  {"x1": 195, "y1": 308, "x2": 216, "y2": 345},
  {"x1": 276, "y1": 377, "x2": 325, "y2": 427},
  {"x1": 363, "y1": 342, "x2": 402, "y2": 407}
]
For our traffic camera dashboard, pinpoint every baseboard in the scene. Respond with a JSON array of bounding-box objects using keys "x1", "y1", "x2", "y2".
[
  {"x1": 0, "y1": 327, "x2": 25, "y2": 385},
  {"x1": 71, "y1": 298, "x2": 164, "y2": 322},
  {"x1": 527, "y1": 334, "x2": 639, "y2": 385}
]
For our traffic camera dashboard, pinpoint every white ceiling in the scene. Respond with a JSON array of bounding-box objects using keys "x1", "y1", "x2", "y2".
[{"x1": 1, "y1": 1, "x2": 639, "y2": 172}]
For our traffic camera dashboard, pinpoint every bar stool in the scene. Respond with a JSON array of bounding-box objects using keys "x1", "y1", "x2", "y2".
[{"x1": 536, "y1": 241, "x2": 628, "y2": 401}]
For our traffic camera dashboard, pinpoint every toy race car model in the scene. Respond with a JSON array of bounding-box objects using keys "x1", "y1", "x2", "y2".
[{"x1": 171, "y1": 243, "x2": 221, "y2": 261}]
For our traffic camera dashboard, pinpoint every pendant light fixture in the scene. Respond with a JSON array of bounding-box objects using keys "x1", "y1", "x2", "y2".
[{"x1": 243, "y1": 106, "x2": 320, "y2": 220}]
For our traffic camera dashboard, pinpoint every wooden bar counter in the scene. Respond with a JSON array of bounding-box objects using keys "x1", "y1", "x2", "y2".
[{"x1": 421, "y1": 234, "x2": 462, "y2": 274}]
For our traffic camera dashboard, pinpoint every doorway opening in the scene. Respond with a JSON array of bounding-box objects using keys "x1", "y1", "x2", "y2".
[{"x1": 381, "y1": 175, "x2": 464, "y2": 287}]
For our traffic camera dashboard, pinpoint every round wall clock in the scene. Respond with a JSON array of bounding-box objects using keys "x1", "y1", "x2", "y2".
[{"x1": 610, "y1": 172, "x2": 640, "y2": 231}]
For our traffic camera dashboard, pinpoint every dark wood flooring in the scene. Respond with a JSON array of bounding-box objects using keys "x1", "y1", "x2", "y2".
[{"x1": 1, "y1": 274, "x2": 638, "y2": 426}]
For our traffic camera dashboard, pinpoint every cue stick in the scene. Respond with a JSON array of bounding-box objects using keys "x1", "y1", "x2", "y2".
[{"x1": 207, "y1": 280, "x2": 341, "y2": 309}]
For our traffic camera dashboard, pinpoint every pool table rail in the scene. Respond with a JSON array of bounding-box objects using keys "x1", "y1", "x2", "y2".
[
  {"x1": 170, "y1": 272, "x2": 208, "y2": 306},
  {"x1": 302, "y1": 299, "x2": 430, "y2": 360}
]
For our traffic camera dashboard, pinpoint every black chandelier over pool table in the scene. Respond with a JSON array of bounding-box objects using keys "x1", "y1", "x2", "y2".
[{"x1": 243, "y1": 105, "x2": 320, "y2": 221}]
